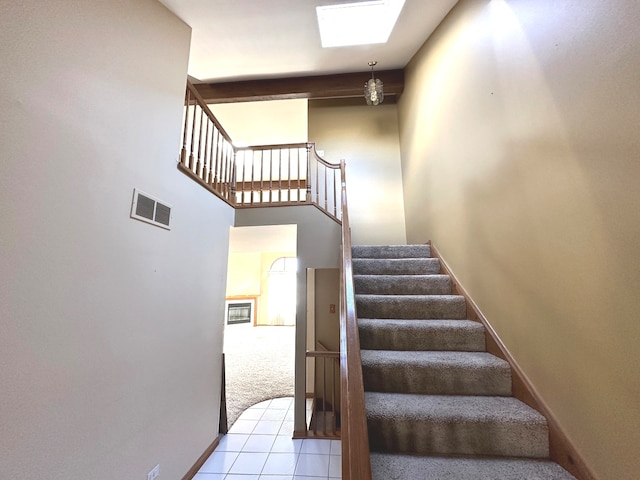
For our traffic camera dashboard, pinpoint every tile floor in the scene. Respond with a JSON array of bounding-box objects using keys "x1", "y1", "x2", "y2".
[{"x1": 194, "y1": 397, "x2": 341, "y2": 480}]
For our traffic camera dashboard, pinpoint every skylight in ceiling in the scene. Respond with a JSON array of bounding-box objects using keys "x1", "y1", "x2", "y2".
[{"x1": 316, "y1": 0, "x2": 406, "y2": 48}]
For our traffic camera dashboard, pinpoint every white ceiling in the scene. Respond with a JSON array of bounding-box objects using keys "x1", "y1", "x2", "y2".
[{"x1": 159, "y1": 0, "x2": 459, "y2": 83}]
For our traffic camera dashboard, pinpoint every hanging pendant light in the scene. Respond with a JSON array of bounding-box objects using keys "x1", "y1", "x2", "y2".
[{"x1": 364, "y1": 61, "x2": 384, "y2": 106}]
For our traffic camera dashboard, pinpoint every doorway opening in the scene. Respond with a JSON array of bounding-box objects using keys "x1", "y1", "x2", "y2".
[{"x1": 223, "y1": 224, "x2": 297, "y2": 427}]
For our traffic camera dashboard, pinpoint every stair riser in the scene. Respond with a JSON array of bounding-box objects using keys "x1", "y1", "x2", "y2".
[
  {"x1": 370, "y1": 453, "x2": 578, "y2": 480},
  {"x1": 362, "y1": 363, "x2": 511, "y2": 396},
  {"x1": 353, "y1": 258, "x2": 440, "y2": 275},
  {"x1": 356, "y1": 295, "x2": 467, "y2": 320},
  {"x1": 354, "y1": 275, "x2": 451, "y2": 295},
  {"x1": 367, "y1": 419, "x2": 549, "y2": 458},
  {"x1": 352, "y1": 245, "x2": 431, "y2": 259},
  {"x1": 358, "y1": 320, "x2": 486, "y2": 351}
]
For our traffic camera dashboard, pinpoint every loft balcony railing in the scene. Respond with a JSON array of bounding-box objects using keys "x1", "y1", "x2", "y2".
[{"x1": 178, "y1": 81, "x2": 342, "y2": 223}]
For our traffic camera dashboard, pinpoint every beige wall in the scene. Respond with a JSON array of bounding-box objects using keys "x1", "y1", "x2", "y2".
[
  {"x1": 210, "y1": 99, "x2": 308, "y2": 146},
  {"x1": 309, "y1": 100, "x2": 407, "y2": 245},
  {"x1": 398, "y1": 1, "x2": 640, "y2": 478},
  {"x1": 0, "y1": 1, "x2": 234, "y2": 479}
]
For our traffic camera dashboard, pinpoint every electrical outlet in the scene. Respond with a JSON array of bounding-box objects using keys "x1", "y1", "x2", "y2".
[{"x1": 147, "y1": 464, "x2": 160, "y2": 480}]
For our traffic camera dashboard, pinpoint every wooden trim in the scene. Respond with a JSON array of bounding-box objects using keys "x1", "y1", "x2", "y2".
[
  {"x1": 181, "y1": 435, "x2": 222, "y2": 480},
  {"x1": 339, "y1": 161, "x2": 372, "y2": 480},
  {"x1": 193, "y1": 70, "x2": 404, "y2": 104},
  {"x1": 429, "y1": 242, "x2": 597, "y2": 480},
  {"x1": 178, "y1": 162, "x2": 235, "y2": 208}
]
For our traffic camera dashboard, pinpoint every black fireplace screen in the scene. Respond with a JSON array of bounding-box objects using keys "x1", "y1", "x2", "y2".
[{"x1": 227, "y1": 302, "x2": 252, "y2": 324}]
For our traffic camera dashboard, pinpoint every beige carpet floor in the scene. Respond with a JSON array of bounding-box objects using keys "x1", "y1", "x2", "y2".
[{"x1": 223, "y1": 324, "x2": 296, "y2": 427}]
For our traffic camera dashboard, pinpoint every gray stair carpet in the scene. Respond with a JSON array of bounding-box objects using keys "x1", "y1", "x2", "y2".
[{"x1": 352, "y1": 244, "x2": 576, "y2": 479}]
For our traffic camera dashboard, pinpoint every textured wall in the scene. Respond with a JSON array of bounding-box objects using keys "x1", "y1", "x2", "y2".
[
  {"x1": 398, "y1": 1, "x2": 640, "y2": 478},
  {"x1": 0, "y1": 1, "x2": 234, "y2": 479}
]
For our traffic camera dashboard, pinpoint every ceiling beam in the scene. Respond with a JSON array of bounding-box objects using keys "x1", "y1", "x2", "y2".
[{"x1": 193, "y1": 69, "x2": 404, "y2": 104}]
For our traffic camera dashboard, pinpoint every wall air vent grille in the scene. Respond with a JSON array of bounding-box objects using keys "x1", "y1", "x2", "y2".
[{"x1": 131, "y1": 188, "x2": 172, "y2": 230}]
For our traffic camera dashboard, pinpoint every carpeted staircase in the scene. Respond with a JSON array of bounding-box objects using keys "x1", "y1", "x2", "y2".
[{"x1": 352, "y1": 244, "x2": 577, "y2": 480}]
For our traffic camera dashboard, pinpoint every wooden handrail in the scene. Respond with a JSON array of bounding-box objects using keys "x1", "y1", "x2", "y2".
[{"x1": 339, "y1": 160, "x2": 372, "y2": 479}]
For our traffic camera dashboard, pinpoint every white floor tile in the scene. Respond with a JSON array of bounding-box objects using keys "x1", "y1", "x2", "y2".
[
  {"x1": 270, "y1": 397, "x2": 294, "y2": 409},
  {"x1": 261, "y1": 409, "x2": 288, "y2": 421},
  {"x1": 328, "y1": 455, "x2": 341, "y2": 478},
  {"x1": 229, "y1": 419, "x2": 259, "y2": 434},
  {"x1": 294, "y1": 453, "x2": 330, "y2": 477},
  {"x1": 259, "y1": 476, "x2": 293, "y2": 480},
  {"x1": 198, "y1": 451, "x2": 239, "y2": 474},
  {"x1": 228, "y1": 452, "x2": 269, "y2": 475},
  {"x1": 300, "y1": 439, "x2": 332, "y2": 455},
  {"x1": 192, "y1": 474, "x2": 225, "y2": 480},
  {"x1": 226, "y1": 475, "x2": 260, "y2": 480},
  {"x1": 240, "y1": 408, "x2": 266, "y2": 420},
  {"x1": 271, "y1": 435, "x2": 303, "y2": 454},
  {"x1": 242, "y1": 434, "x2": 277, "y2": 452},
  {"x1": 261, "y1": 452, "x2": 299, "y2": 475},
  {"x1": 217, "y1": 434, "x2": 250, "y2": 452},
  {"x1": 329, "y1": 440, "x2": 341, "y2": 456},
  {"x1": 253, "y1": 420, "x2": 284, "y2": 435},
  {"x1": 278, "y1": 421, "x2": 295, "y2": 436}
]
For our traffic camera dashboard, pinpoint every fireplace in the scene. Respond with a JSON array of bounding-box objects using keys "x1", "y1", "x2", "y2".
[{"x1": 225, "y1": 299, "x2": 254, "y2": 325}]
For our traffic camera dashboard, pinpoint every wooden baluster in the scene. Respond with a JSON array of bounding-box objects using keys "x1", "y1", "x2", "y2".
[
  {"x1": 207, "y1": 126, "x2": 215, "y2": 187},
  {"x1": 322, "y1": 357, "x2": 327, "y2": 435},
  {"x1": 180, "y1": 87, "x2": 190, "y2": 166},
  {"x1": 269, "y1": 150, "x2": 274, "y2": 203},
  {"x1": 332, "y1": 357, "x2": 336, "y2": 435},
  {"x1": 231, "y1": 150, "x2": 237, "y2": 204},
  {"x1": 297, "y1": 147, "x2": 303, "y2": 202},
  {"x1": 315, "y1": 155, "x2": 320, "y2": 206},
  {"x1": 250, "y1": 150, "x2": 256, "y2": 205},
  {"x1": 196, "y1": 107, "x2": 204, "y2": 178},
  {"x1": 333, "y1": 168, "x2": 338, "y2": 219},
  {"x1": 259, "y1": 150, "x2": 264, "y2": 204},
  {"x1": 287, "y1": 149, "x2": 292, "y2": 202},
  {"x1": 237, "y1": 151, "x2": 244, "y2": 205},
  {"x1": 278, "y1": 149, "x2": 282, "y2": 203},
  {"x1": 213, "y1": 126, "x2": 221, "y2": 192},
  {"x1": 306, "y1": 145, "x2": 312, "y2": 203},
  {"x1": 221, "y1": 143, "x2": 228, "y2": 198},
  {"x1": 202, "y1": 120, "x2": 210, "y2": 184},
  {"x1": 189, "y1": 101, "x2": 198, "y2": 170},
  {"x1": 324, "y1": 164, "x2": 328, "y2": 211},
  {"x1": 226, "y1": 144, "x2": 233, "y2": 199}
]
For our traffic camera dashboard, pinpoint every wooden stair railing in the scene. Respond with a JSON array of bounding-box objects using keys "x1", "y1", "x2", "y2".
[
  {"x1": 339, "y1": 161, "x2": 372, "y2": 479},
  {"x1": 305, "y1": 341, "x2": 340, "y2": 438},
  {"x1": 178, "y1": 80, "x2": 342, "y2": 223}
]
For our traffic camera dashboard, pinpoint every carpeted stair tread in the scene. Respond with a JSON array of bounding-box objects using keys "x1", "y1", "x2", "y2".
[
  {"x1": 354, "y1": 274, "x2": 451, "y2": 295},
  {"x1": 370, "y1": 453, "x2": 577, "y2": 480},
  {"x1": 356, "y1": 294, "x2": 467, "y2": 319},
  {"x1": 365, "y1": 392, "x2": 549, "y2": 458},
  {"x1": 362, "y1": 350, "x2": 511, "y2": 395},
  {"x1": 352, "y1": 244, "x2": 431, "y2": 259},
  {"x1": 358, "y1": 318, "x2": 486, "y2": 351},
  {"x1": 352, "y1": 258, "x2": 441, "y2": 275}
]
